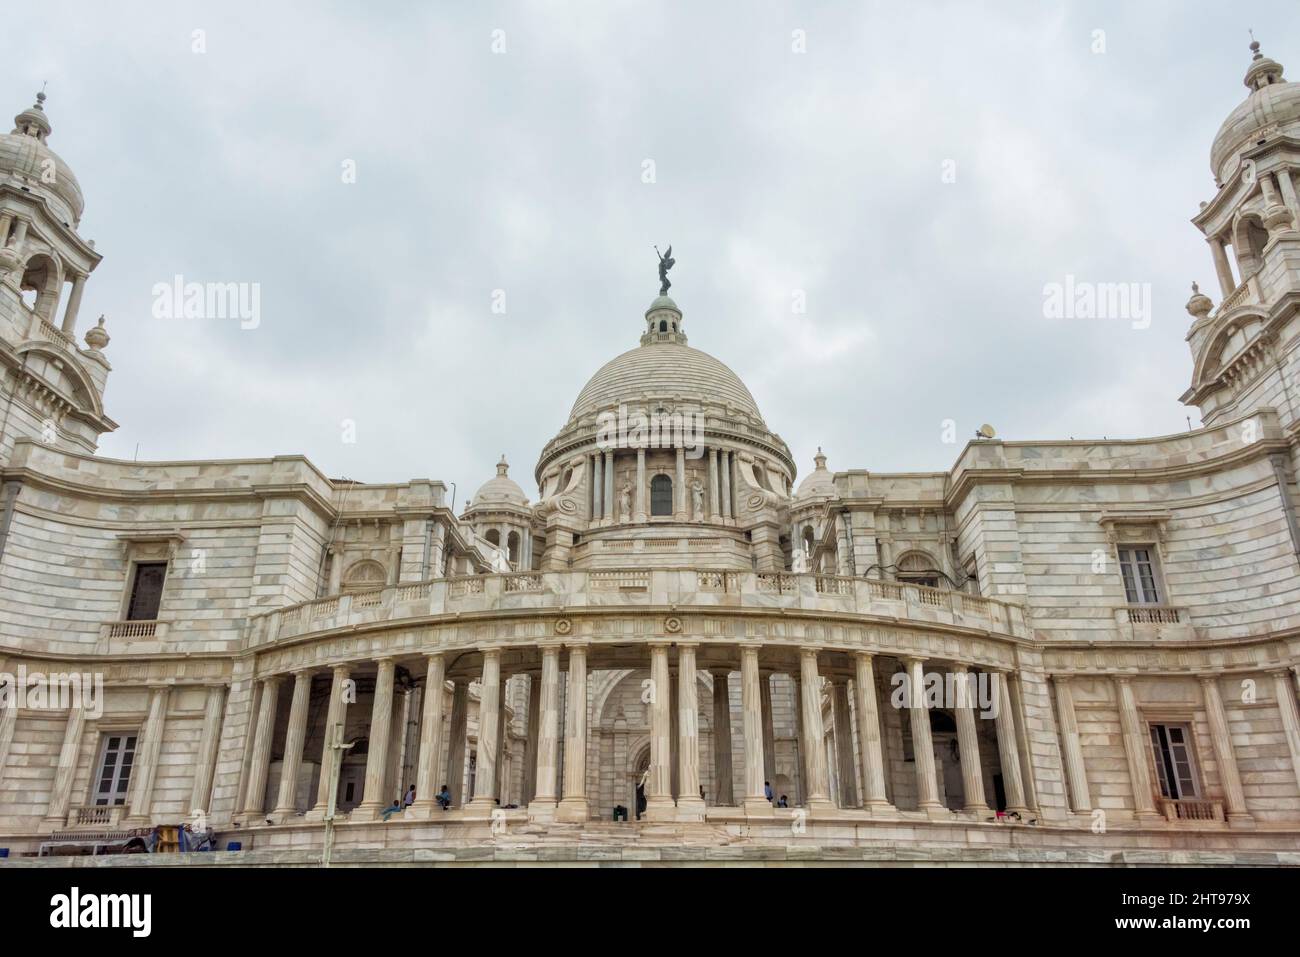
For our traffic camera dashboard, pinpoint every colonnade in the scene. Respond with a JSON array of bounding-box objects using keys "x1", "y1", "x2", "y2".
[{"x1": 238, "y1": 643, "x2": 1043, "y2": 824}]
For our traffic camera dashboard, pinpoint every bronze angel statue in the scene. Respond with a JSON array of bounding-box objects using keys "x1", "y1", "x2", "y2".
[{"x1": 655, "y1": 244, "x2": 675, "y2": 296}]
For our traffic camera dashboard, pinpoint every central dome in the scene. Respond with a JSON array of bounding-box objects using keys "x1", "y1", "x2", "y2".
[
  {"x1": 567, "y1": 294, "x2": 765, "y2": 425},
  {"x1": 569, "y1": 342, "x2": 763, "y2": 423}
]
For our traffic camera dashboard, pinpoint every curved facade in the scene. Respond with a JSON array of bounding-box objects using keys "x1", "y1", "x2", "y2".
[{"x1": 5, "y1": 45, "x2": 1300, "y2": 865}]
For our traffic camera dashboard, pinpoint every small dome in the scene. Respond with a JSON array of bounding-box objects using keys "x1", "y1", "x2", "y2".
[
  {"x1": 1210, "y1": 42, "x2": 1299, "y2": 185},
  {"x1": 794, "y1": 448, "x2": 837, "y2": 500},
  {"x1": 0, "y1": 93, "x2": 84, "y2": 226},
  {"x1": 469, "y1": 455, "x2": 529, "y2": 508}
]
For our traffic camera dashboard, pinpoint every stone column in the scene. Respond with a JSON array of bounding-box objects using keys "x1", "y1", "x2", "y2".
[
  {"x1": 603, "y1": 451, "x2": 615, "y2": 523},
  {"x1": 445, "y1": 679, "x2": 469, "y2": 806},
  {"x1": 992, "y1": 670, "x2": 1029, "y2": 816},
  {"x1": 904, "y1": 658, "x2": 942, "y2": 813},
  {"x1": 353, "y1": 658, "x2": 396, "y2": 820},
  {"x1": 740, "y1": 645, "x2": 772, "y2": 814},
  {"x1": 853, "y1": 653, "x2": 890, "y2": 808},
  {"x1": 1052, "y1": 675, "x2": 1091, "y2": 814},
  {"x1": 669, "y1": 665, "x2": 680, "y2": 798},
  {"x1": 831, "y1": 678, "x2": 857, "y2": 807},
  {"x1": 43, "y1": 704, "x2": 86, "y2": 826},
  {"x1": 529, "y1": 646, "x2": 561, "y2": 819},
  {"x1": 409, "y1": 653, "x2": 446, "y2": 817},
  {"x1": 523, "y1": 673, "x2": 540, "y2": 805},
  {"x1": 592, "y1": 453, "x2": 604, "y2": 520},
  {"x1": 1114, "y1": 675, "x2": 1158, "y2": 821},
  {"x1": 272, "y1": 670, "x2": 313, "y2": 818},
  {"x1": 645, "y1": 642, "x2": 675, "y2": 817},
  {"x1": 1277, "y1": 169, "x2": 1300, "y2": 222},
  {"x1": 676, "y1": 644, "x2": 706, "y2": 817},
  {"x1": 327, "y1": 545, "x2": 344, "y2": 595},
  {"x1": 710, "y1": 668, "x2": 735, "y2": 805},
  {"x1": 494, "y1": 675, "x2": 508, "y2": 804},
  {"x1": 310, "y1": 666, "x2": 350, "y2": 818},
  {"x1": 466, "y1": 650, "x2": 502, "y2": 813},
  {"x1": 431, "y1": 521, "x2": 447, "y2": 578},
  {"x1": 708, "y1": 447, "x2": 720, "y2": 520},
  {"x1": 952, "y1": 665, "x2": 987, "y2": 812},
  {"x1": 557, "y1": 644, "x2": 589, "y2": 821},
  {"x1": 760, "y1": 672, "x2": 777, "y2": 789},
  {"x1": 1200, "y1": 675, "x2": 1251, "y2": 826},
  {"x1": 675, "y1": 447, "x2": 687, "y2": 519},
  {"x1": 242, "y1": 678, "x2": 279, "y2": 817},
  {"x1": 129, "y1": 686, "x2": 172, "y2": 823},
  {"x1": 60, "y1": 273, "x2": 86, "y2": 335},
  {"x1": 190, "y1": 685, "x2": 226, "y2": 815},
  {"x1": 634, "y1": 448, "x2": 647, "y2": 522},
  {"x1": 1272, "y1": 670, "x2": 1300, "y2": 798},
  {"x1": 0, "y1": 212, "x2": 11, "y2": 247},
  {"x1": 721, "y1": 451, "x2": 732, "y2": 520},
  {"x1": 798, "y1": 648, "x2": 832, "y2": 809},
  {"x1": 1210, "y1": 237, "x2": 1236, "y2": 298}
]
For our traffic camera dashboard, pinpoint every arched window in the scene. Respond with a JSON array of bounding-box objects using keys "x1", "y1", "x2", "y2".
[
  {"x1": 659, "y1": 320, "x2": 668, "y2": 332},
  {"x1": 650, "y1": 474, "x2": 673, "y2": 516},
  {"x1": 484, "y1": 529, "x2": 500, "y2": 547},
  {"x1": 801, "y1": 526, "x2": 815, "y2": 555},
  {"x1": 342, "y1": 559, "x2": 387, "y2": 594},
  {"x1": 896, "y1": 551, "x2": 941, "y2": 589},
  {"x1": 507, "y1": 530, "x2": 520, "y2": 566}
]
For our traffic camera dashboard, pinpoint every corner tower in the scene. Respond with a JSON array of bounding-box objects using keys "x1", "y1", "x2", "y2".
[
  {"x1": 0, "y1": 91, "x2": 116, "y2": 460},
  {"x1": 1183, "y1": 41, "x2": 1300, "y2": 428}
]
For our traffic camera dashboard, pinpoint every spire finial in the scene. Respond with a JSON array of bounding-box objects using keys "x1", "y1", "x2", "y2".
[{"x1": 496, "y1": 454, "x2": 509, "y2": 476}]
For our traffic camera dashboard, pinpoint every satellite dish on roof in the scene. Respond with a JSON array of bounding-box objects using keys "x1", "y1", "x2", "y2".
[{"x1": 977, "y1": 424, "x2": 997, "y2": 439}]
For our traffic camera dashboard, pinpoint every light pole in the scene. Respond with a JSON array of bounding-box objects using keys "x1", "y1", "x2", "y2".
[{"x1": 321, "y1": 722, "x2": 355, "y2": 868}]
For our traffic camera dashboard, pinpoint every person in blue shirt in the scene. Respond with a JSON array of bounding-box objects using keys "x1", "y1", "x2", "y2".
[{"x1": 764, "y1": 780, "x2": 774, "y2": 803}]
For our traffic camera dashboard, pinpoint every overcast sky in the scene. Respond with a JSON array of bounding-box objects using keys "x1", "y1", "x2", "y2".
[{"x1": 5, "y1": 1, "x2": 1298, "y2": 504}]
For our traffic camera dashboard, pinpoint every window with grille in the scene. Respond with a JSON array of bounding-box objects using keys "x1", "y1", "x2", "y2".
[
  {"x1": 1149, "y1": 723, "x2": 1199, "y2": 799},
  {"x1": 650, "y1": 475, "x2": 673, "y2": 516},
  {"x1": 94, "y1": 734, "x2": 137, "y2": 805},
  {"x1": 1118, "y1": 546, "x2": 1161, "y2": 604},
  {"x1": 126, "y1": 562, "x2": 167, "y2": 620},
  {"x1": 896, "y1": 552, "x2": 940, "y2": 589}
]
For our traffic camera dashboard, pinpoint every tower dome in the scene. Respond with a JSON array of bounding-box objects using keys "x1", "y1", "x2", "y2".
[
  {"x1": 468, "y1": 455, "x2": 529, "y2": 508},
  {"x1": 1210, "y1": 41, "x2": 1300, "y2": 185},
  {"x1": 0, "y1": 92, "x2": 85, "y2": 227},
  {"x1": 793, "y1": 448, "x2": 837, "y2": 501}
]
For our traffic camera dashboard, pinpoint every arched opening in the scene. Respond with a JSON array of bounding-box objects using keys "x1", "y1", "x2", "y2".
[
  {"x1": 341, "y1": 559, "x2": 387, "y2": 594},
  {"x1": 650, "y1": 474, "x2": 673, "y2": 516},
  {"x1": 506, "y1": 530, "x2": 520, "y2": 566},
  {"x1": 19, "y1": 253, "x2": 61, "y2": 321},
  {"x1": 484, "y1": 528, "x2": 500, "y2": 548},
  {"x1": 896, "y1": 551, "x2": 941, "y2": 589},
  {"x1": 659, "y1": 319, "x2": 667, "y2": 332},
  {"x1": 1233, "y1": 214, "x2": 1269, "y2": 279},
  {"x1": 801, "y1": 525, "x2": 815, "y2": 557}
]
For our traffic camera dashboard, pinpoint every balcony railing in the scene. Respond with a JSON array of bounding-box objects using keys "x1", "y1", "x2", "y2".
[
  {"x1": 67, "y1": 804, "x2": 127, "y2": 828},
  {"x1": 247, "y1": 568, "x2": 1031, "y2": 648},
  {"x1": 1159, "y1": 798, "x2": 1224, "y2": 823},
  {"x1": 1123, "y1": 605, "x2": 1186, "y2": 625},
  {"x1": 100, "y1": 620, "x2": 167, "y2": 640}
]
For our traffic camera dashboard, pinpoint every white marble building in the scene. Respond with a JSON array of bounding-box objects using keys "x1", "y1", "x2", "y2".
[{"x1": 3, "y1": 42, "x2": 1300, "y2": 864}]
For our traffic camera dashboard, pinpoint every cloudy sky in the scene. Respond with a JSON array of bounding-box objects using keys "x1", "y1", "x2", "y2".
[{"x1": 5, "y1": 1, "x2": 1297, "y2": 503}]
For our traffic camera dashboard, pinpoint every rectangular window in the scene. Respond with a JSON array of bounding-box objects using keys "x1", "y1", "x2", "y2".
[
  {"x1": 1149, "y1": 723, "x2": 1199, "y2": 800},
  {"x1": 1118, "y1": 546, "x2": 1161, "y2": 604},
  {"x1": 94, "y1": 734, "x2": 137, "y2": 806},
  {"x1": 126, "y1": 562, "x2": 168, "y2": 621}
]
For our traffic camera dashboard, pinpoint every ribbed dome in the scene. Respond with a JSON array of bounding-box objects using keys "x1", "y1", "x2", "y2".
[
  {"x1": 469, "y1": 456, "x2": 529, "y2": 508},
  {"x1": 1, "y1": 94, "x2": 84, "y2": 226},
  {"x1": 569, "y1": 342, "x2": 763, "y2": 423},
  {"x1": 1210, "y1": 43, "x2": 1299, "y2": 184},
  {"x1": 794, "y1": 449, "x2": 836, "y2": 500}
]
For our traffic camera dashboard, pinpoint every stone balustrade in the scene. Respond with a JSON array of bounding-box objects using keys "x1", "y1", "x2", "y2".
[{"x1": 246, "y1": 569, "x2": 1030, "y2": 649}]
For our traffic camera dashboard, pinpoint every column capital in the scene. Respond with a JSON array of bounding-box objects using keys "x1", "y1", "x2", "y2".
[
  {"x1": 853, "y1": 649, "x2": 876, "y2": 663},
  {"x1": 330, "y1": 663, "x2": 351, "y2": 678},
  {"x1": 798, "y1": 646, "x2": 821, "y2": 659},
  {"x1": 950, "y1": 662, "x2": 971, "y2": 675}
]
